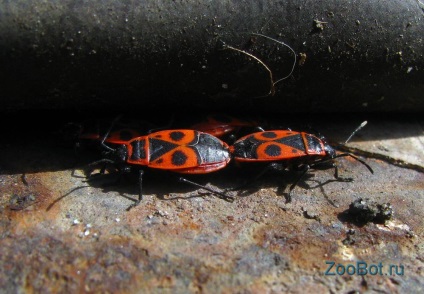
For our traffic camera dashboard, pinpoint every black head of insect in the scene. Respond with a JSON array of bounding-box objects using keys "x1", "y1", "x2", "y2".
[
  {"x1": 115, "y1": 145, "x2": 129, "y2": 163},
  {"x1": 320, "y1": 136, "x2": 337, "y2": 159},
  {"x1": 98, "y1": 115, "x2": 129, "y2": 164},
  {"x1": 97, "y1": 138, "x2": 130, "y2": 165}
]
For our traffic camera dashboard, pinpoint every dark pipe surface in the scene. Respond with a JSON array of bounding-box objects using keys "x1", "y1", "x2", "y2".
[{"x1": 1, "y1": 0, "x2": 423, "y2": 112}]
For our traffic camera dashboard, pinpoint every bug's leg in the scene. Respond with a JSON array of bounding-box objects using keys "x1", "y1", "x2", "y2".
[
  {"x1": 310, "y1": 159, "x2": 354, "y2": 183},
  {"x1": 311, "y1": 152, "x2": 373, "y2": 182},
  {"x1": 288, "y1": 164, "x2": 310, "y2": 202},
  {"x1": 85, "y1": 161, "x2": 129, "y2": 191},
  {"x1": 333, "y1": 162, "x2": 339, "y2": 179},
  {"x1": 178, "y1": 177, "x2": 234, "y2": 202},
  {"x1": 334, "y1": 153, "x2": 374, "y2": 174},
  {"x1": 327, "y1": 162, "x2": 352, "y2": 182},
  {"x1": 98, "y1": 164, "x2": 108, "y2": 176},
  {"x1": 127, "y1": 169, "x2": 144, "y2": 211},
  {"x1": 85, "y1": 159, "x2": 116, "y2": 178},
  {"x1": 105, "y1": 168, "x2": 126, "y2": 186},
  {"x1": 312, "y1": 153, "x2": 373, "y2": 177},
  {"x1": 137, "y1": 169, "x2": 144, "y2": 203}
]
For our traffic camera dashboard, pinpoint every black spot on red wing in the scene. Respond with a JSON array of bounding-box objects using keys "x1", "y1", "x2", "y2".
[
  {"x1": 262, "y1": 131, "x2": 277, "y2": 138},
  {"x1": 275, "y1": 134, "x2": 305, "y2": 151},
  {"x1": 264, "y1": 144, "x2": 282, "y2": 157},
  {"x1": 119, "y1": 130, "x2": 134, "y2": 141},
  {"x1": 292, "y1": 149, "x2": 298, "y2": 153},
  {"x1": 171, "y1": 150, "x2": 188, "y2": 166},
  {"x1": 170, "y1": 131, "x2": 185, "y2": 141},
  {"x1": 149, "y1": 138, "x2": 178, "y2": 161}
]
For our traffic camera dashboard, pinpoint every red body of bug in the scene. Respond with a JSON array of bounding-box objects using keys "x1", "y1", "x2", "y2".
[
  {"x1": 231, "y1": 130, "x2": 331, "y2": 163},
  {"x1": 114, "y1": 129, "x2": 231, "y2": 174},
  {"x1": 190, "y1": 113, "x2": 260, "y2": 138},
  {"x1": 93, "y1": 129, "x2": 233, "y2": 209},
  {"x1": 230, "y1": 128, "x2": 373, "y2": 200}
]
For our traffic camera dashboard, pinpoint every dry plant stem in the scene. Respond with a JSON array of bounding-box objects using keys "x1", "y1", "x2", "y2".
[
  {"x1": 224, "y1": 33, "x2": 297, "y2": 97},
  {"x1": 250, "y1": 33, "x2": 297, "y2": 85},
  {"x1": 224, "y1": 44, "x2": 276, "y2": 96}
]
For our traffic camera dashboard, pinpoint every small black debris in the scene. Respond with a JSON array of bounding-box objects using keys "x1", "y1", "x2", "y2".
[{"x1": 348, "y1": 198, "x2": 394, "y2": 225}]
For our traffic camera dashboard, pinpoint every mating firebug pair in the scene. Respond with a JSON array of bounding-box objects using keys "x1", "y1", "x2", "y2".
[{"x1": 78, "y1": 115, "x2": 373, "y2": 209}]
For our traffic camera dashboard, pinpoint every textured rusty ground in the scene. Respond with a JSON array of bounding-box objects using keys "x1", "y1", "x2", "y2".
[{"x1": 0, "y1": 115, "x2": 423, "y2": 293}]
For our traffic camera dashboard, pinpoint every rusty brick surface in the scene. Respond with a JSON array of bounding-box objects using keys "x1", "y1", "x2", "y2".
[{"x1": 0, "y1": 115, "x2": 423, "y2": 293}]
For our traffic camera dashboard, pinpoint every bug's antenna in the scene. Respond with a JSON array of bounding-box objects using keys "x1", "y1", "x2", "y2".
[
  {"x1": 343, "y1": 121, "x2": 367, "y2": 145},
  {"x1": 100, "y1": 115, "x2": 123, "y2": 152}
]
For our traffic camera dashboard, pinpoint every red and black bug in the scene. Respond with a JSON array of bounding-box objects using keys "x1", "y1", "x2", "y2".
[
  {"x1": 92, "y1": 128, "x2": 233, "y2": 209},
  {"x1": 229, "y1": 122, "x2": 373, "y2": 201},
  {"x1": 190, "y1": 113, "x2": 263, "y2": 142}
]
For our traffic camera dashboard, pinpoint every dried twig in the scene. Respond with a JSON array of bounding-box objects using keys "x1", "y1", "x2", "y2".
[
  {"x1": 223, "y1": 33, "x2": 297, "y2": 97},
  {"x1": 223, "y1": 44, "x2": 276, "y2": 96},
  {"x1": 250, "y1": 33, "x2": 297, "y2": 85}
]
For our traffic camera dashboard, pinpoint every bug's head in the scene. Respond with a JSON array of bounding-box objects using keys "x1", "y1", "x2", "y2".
[
  {"x1": 321, "y1": 136, "x2": 336, "y2": 159},
  {"x1": 115, "y1": 145, "x2": 128, "y2": 163},
  {"x1": 99, "y1": 140, "x2": 128, "y2": 164}
]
